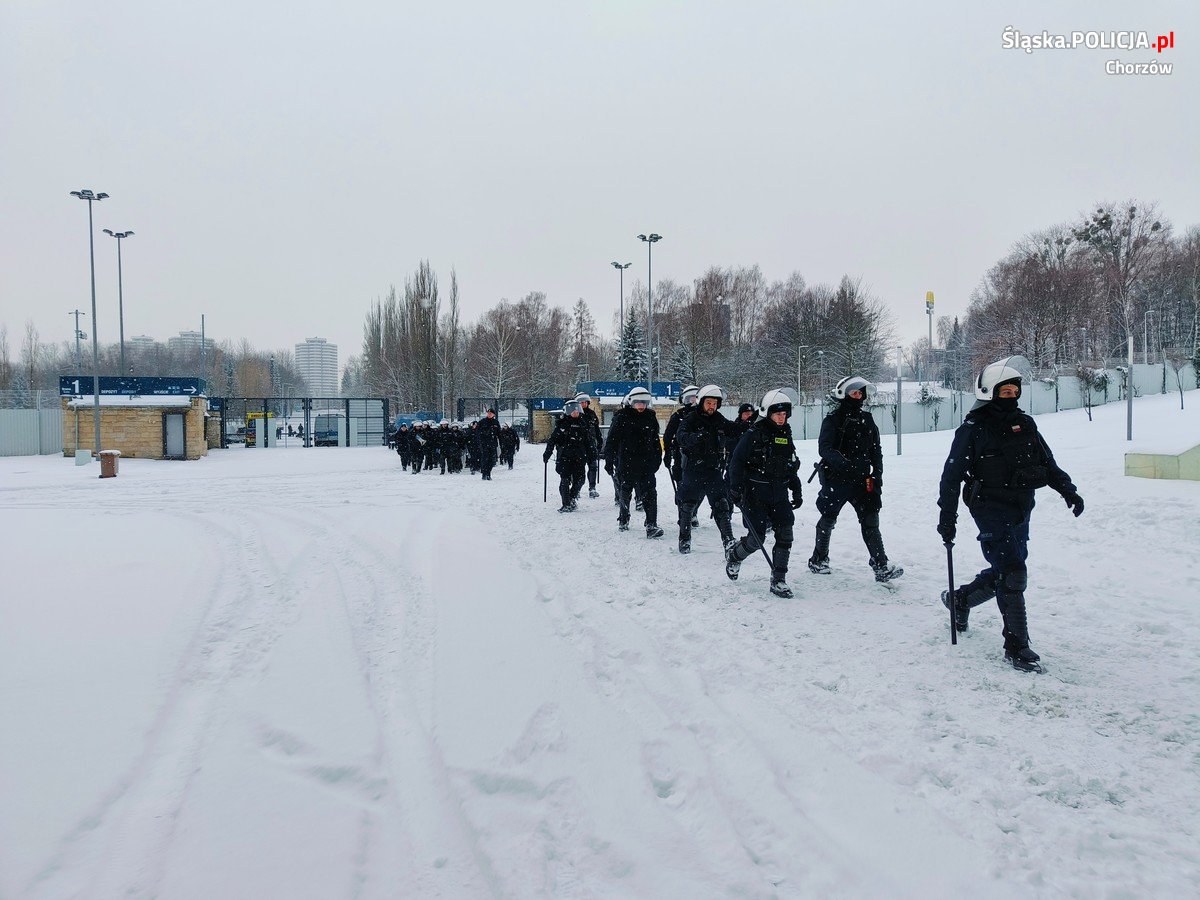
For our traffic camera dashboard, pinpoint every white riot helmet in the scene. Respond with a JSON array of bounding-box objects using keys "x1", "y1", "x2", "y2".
[
  {"x1": 563, "y1": 399, "x2": 582, "y2": 416},
  {"x1": 573, "y1": 392, "x2": 592, "y2": 405},
  {"x1": 627, "y1": 387, "x2": 653, "y2": 408},
  {"x1": 833, "y1": 375, "x2": 872, "y2": 400},
  {"x1": 975, "y1": 355, "x2": 1030, "y2": 401},
  {"x1": 759, "y1": 388, "x2": 797, "y2": 418},
  {"x1": 696, "y1": 384, "x2": 725, "y2": 408},
  {"x1": 680, "y1": 385, "x2": 699, "y2": 405}
]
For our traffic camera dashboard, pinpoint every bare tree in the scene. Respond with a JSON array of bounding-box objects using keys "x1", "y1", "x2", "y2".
[
  {"x1": 1073, "y1": 201, "x2": 1168, "y2": 372},
  {"x1": 0, "y1": 324, "x2": 12, "y2": 391}
]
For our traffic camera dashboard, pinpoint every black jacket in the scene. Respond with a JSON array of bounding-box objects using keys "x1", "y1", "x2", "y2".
[
  {"x1": 662, "y1": 404, "x2": 693, "y2": 466},
  {"x1": 938, "y1": 402, "x2": 1076, "y2": 521},
  {"x1": 676, "y1": 408, "x2": 737, "y2": 479},
  {"x1": 475, "y1": 417, "x2": 501, "y2": 456},
  {"x1": 818, "y1": 400, "x2": 883, "y2": 485},
  {"x1": 546, "y1": 414, "x2": 596, "y2": 464},
  {"x1": 604, "y1": 407, "x2": 662, "y2": 481},
  {"x1": 580, "y1": 406, "x2": 603, "y2": 456},
  {"x1": 727, "y1": 417, "x2": 802, "y2": 498}
]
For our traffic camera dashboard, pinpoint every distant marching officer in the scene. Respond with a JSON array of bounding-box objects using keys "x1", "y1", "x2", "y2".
[
  {"x1": 574, "y1": 392, "x2": 605, "y2": 499},
  {"x1": 674, "y1": 384, "x2": 738, "y2": 554},
  {"x1": 808, "y1": 375, "x2": 903, "y2": 583},
  {"x1": 543, "y1": 399, "x2": 596, "y2": 512},
  {"x1": 725, "y1": 388, "x2": 804, "y2": 598}
]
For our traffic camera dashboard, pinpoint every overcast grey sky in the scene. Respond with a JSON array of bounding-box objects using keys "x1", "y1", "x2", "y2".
[{"x1": 2, "y1": 0, "x2": 1196, "y2": 374}]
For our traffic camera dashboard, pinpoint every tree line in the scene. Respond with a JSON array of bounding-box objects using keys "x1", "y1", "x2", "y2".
[
  {"x1": 350, "y1": 199, "x2": 1197, "y2": 411},
  {"x1": 5, "y1": 198, "x2": 1194, "y2": 410}
]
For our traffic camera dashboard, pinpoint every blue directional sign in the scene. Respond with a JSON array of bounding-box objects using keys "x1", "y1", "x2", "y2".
[
  {"x1": 60, "y1": 376, "x2": 207, "y2": 397},
  {"x1": 576, "y1": 380, "x2": 682, "y2": 399}
]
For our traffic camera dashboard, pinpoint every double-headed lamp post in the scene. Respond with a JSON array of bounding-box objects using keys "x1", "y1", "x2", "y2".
[
  {"x1": 611, "y1": 261, "x2": 632, "y2": 329},
  {"x1": 102, "y1": 229, "x2": 134, "y2": 375},
  {"x1": 71, "y1": 189, "x2": 108, "y2": 457},
  {"x1": 637, "y1": 233, "x2": 661, "y2": 394}
]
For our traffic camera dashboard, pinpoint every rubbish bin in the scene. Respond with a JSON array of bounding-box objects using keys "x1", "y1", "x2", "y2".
[{"x1": 98, "y1": 449, "x2": 121, "y2": 479}]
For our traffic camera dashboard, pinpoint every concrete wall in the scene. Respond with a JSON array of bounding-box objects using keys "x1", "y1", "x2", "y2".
[{"x1": 1125, "y1": 444, "x2": 1200, "y2": 481}]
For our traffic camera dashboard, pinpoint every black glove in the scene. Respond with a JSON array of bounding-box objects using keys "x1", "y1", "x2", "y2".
[
  {"x1": 1063, "y1": 491, "x2": 1085, "y2": 517},
  {"x1": 790, "y1": 488, "x2": 803, "y2": 509},
  {"x1": 670, "y1": 462, "x2": 681, "y2": 483},
  {"x1": 937, "y1": 517, "x2": 956, "y2": 543},
  {"x1": 542, "y1": 449, "x2": 552, "y2": 463},
  {"x1": 604, "y1": 460, "x2": 614, "y2": 476},
  {"x1": 729, "y1": 489, "x2": 743, "y2": 508}
]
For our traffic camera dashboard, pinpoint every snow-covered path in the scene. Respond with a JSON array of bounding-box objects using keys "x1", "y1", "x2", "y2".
[{"x1": 2, "y1": 393, "x2": 1198, "y2": 898}]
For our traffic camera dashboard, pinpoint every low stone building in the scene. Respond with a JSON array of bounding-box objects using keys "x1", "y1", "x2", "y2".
[{"x1": 61, "y1": 395, "x2": 208, "y2": 460}]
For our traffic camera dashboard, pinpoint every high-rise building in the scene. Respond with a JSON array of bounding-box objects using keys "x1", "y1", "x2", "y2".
[
  {"x1": 167, "y1": 330, "x2": 216, "y2": 355},
  {"x1": 295, "y1": 337, "x2": 339, "y2": 397},
  {"x1": 128, "y1": 335, "x2": 157, "y2": 351}
]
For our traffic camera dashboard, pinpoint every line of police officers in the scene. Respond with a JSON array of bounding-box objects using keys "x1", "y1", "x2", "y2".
[
  {"x1": 393, "y1": 408, "x2": 519, "y2": 481},
  {"x1": 541, "y1": 357, "x2": 1084, "y2": 673}
]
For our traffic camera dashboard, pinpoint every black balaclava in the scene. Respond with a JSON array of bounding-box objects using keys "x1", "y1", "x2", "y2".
[{"x1": 992, "y1": 378, "x2": 1021, "y2": 414}]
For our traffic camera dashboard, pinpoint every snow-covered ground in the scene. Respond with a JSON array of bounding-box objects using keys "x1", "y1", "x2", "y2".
[{"x1": 1, "y1": 393, "x2": 1197, "y2": 899}]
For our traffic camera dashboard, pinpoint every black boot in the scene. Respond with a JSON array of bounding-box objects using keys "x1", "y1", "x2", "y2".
[
  {"x1": 678, "y1": 504, "x2": 694, "y2": 554},
  {"x1": 998, "y1": 592, "x2": 1042, "y2": 672},
  {"x1": 810, "y1": 515, "x2": 835, "y2": 573},
  {"x1": 941, "y1": 574, "x2": 996, "y2": 632},
  {"x1": 770, "y1": 545, "x2": 794, "y2": 597},
  {"x1": 725, "y1": 540, "x2": 749, "y2": 581}
]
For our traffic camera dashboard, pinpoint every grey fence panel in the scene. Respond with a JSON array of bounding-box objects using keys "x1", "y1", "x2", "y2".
[{"x1": 0, "y1": 408, "x2": 63, "y2": 457}]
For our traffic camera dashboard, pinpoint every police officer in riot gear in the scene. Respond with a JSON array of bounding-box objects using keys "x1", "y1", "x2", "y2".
[{"x1": 938, "y1": 356, "x2": 1084, "y2": 672}]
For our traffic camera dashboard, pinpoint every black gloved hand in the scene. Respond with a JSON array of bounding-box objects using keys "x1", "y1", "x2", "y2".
[
  {"x1": 1063, "y1": 491, "x2": 1085, "y2": 517},
  {"x1": 729, "y1": 489, "x2": 743, "y2": 508},
  {"x1": 790, "y1": 488, "x2": 803, "y2": 509},
  {"x1": 542, "y1": 449, "x2": 552, "y2": 463},
  {"x1": 604, "y1": 460, "x2": 615, "y2": 476},
  {"x1": 937, "y1": 519, "x2": 956, "y2": 544}
]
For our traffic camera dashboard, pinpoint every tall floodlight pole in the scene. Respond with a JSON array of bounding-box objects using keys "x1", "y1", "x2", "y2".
[
  {"x1": 1127, "y1": 323, "x2": 1135, "y2": 441},
  {"x1": 69, "y1": 309, "x2": 87, "y2": 371},
  {"x1": 611, "y1": 261, "x2": 632, "y2": 331},
  {"x1": 71, "y1": 189, "x2": 109, "y2": 456},
  {"x1": 895, "y1": 345, "x2": 903, "y2": 456},
  {"x1": 925, "y1": 291, "x2": 935, "y2": 380},
  {"x1": 102, "y1": 229, "x2": 134, "y2": 374},
  {"x1": 637, "y1": 233, "x2": 661, "y2": 394}
]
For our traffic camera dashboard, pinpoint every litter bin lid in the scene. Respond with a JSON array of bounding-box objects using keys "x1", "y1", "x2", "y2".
[{"x1": 99, "y1": 449, "x2": 122, "y2": 457}]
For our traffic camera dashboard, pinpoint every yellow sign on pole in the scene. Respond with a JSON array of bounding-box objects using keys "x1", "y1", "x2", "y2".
[{"x1": 925, "y1": 291, "x2": 935, "y2": 306}]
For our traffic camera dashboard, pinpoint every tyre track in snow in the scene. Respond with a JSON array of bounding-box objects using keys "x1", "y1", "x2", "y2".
[
  {"x1": 25, "y1": 507, "x2": 318, "y2": 899},
  {"x1": 260, "y1": 503, "x2": 504, "y2": 898}
]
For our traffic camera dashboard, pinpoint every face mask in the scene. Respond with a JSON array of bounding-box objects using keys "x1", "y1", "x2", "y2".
[
  {"x1": 844, "y1": 395, "x2": 865, "y2": 410},
  {"x1": 993, "y1": 396, "x2": 1019, "y2": 413}
]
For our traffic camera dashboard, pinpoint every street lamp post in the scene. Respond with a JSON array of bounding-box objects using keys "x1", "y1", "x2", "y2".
[
  {"x1": 637, "y1": 233, "x2": 662, "y2": 394},
  {"x1": 438, "y1": 372, "x2": 446, "y2": 421},
  {"x1": 69, "y1": 309, "x2": 87, "y2": 372},
  {"x1": 71, "y1": 188, "x2": 108, "y2": 458},
  {"x1": 817, "y1": 349, "x2": 826, "y2": 418},
  {"x1": 102, "y1": 229, "x2": 134, "y2": 374},
  {"x1": 611, "y1": 261, "x2": 632, "y2": 330}
]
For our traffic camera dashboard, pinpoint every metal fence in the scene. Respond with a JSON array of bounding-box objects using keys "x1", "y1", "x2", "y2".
[
  {"x1": 211, "y1": 396, "x2": 389, "y2": 448},
  {"x1": 0, "y1": 391, "x2": 63, "y2": 457}
]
